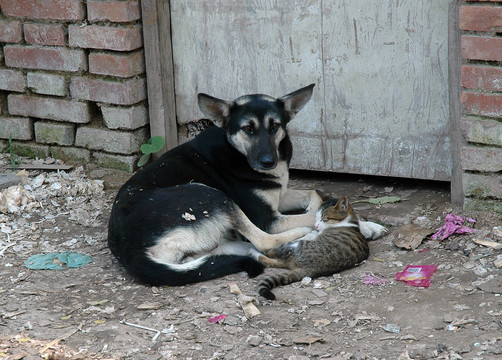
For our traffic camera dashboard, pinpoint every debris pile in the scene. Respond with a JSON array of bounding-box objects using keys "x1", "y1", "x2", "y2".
[{"x1": 0, "y1": 155, "x2": 111, "y2": 259}]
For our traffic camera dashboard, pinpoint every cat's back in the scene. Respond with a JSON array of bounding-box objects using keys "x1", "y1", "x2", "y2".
[{"x1": 295, "y1": 225, "x2": 369, "y2": 276}]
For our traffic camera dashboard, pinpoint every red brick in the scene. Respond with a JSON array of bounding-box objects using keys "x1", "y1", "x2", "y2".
[
  {"x1": 0, "y1": 0, "x2": 85, "y2": 21},
  {"x1": 461, "y1": 91, "x2": 502, "y2": 118},
  {"x1": 24, "y1": 23, "x2": 65, "y2": 46},
  {"x1": 8, "y1": 94, "x2": 91, "y2": 123},
  {"x1": 70, "y1": 76, "x2": 146, "y2": 105},
  {"x1": 88, "y1": 0, "x2": 141, "y2": 23},
  {"x1": 69, "y1": 24, "x2": 142, "y2": 51},
  {"x1": 461, "y1": 36, "x2": 502, "y2": 62},
  {"x1": 0, "y1": 19, "x2": 22, "y2": 43},
  {"x1": 89, "y1": 51, "x2": 144, "y2": 78},
  {"x1": 0, "y1": 69, "x2": 26, "y2": 92},
  {"x1": 461, "y1": 65, "x2": 502, "y2": 92},
  {"x1": 460, "y1": 6, "x2": 502, "y2": 32},
  {"x1": 4, "y1": 45, "x2": 86, "y2": 72},
  {"x1": 461, "y1": 146, "x2": 502, "y2": 172}
]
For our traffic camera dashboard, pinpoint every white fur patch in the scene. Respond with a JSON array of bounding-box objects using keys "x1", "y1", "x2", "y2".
[
  {"x1": 146, "y1": 212, "x2": 232, "y2": 271},
  {"x1": 358, "y1": 220, "x2": 388, "y2": 240},
  {"x1": 252, "y1": 161, "x2": 289, "y2": 212},
  {"x1": 317, "y1": 215, "x2": 358, "y2": 232}
]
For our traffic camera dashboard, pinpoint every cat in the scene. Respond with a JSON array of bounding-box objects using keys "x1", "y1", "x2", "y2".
[{"x1": 256, "y1": 195, "x2": 382, "y2": 300}]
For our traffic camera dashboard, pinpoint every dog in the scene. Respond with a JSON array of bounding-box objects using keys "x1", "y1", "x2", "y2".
[{"x1": 107, "y1": 84, "x2": 386, "y2": 286}]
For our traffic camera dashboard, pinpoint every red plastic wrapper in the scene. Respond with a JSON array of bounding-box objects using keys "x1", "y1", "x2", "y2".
[{"x1": 395, "y1": 265, "x2": 438, "y2": 288}]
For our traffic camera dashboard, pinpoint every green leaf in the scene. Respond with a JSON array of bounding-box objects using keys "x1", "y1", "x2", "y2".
[
  {"x1": 353, "y1": 196, "x2": 401, "y2": 205},
  {"x1": 140, "y1": 136, "x2": 165, "y2": 155},
  {"x1": 367, "y1": 196, "x2": 401, "y2": 204},
  {"x1": 140, "y1": 143, "x2": 156, "y2": 155},
  {"x1": 137, "y1": 153, "x2": 151, "y2": 167},
  {"x1": 148, "y1": 136, "x2": 165, "y2": 152}
]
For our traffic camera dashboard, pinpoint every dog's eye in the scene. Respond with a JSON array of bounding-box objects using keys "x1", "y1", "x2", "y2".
[
  {"x1": 270, "y1": 123, "x2": 280, "y2": 132},
  {"x1": 242, "y1": 125, "x2": 253, "y2": 134}
]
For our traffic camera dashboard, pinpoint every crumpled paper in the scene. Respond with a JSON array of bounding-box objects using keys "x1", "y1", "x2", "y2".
[{"x1": 431, "y1": 213, "x2": 476, "y2": 241}]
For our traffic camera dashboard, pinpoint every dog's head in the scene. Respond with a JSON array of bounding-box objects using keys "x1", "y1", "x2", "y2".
[{"x1": 198, "y1": 84, "x2": 314, "y2": 171}]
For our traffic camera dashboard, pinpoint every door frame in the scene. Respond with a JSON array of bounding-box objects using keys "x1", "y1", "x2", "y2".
[{"x1": 141, "y1": 0, "x2": 178, "y2": 153}]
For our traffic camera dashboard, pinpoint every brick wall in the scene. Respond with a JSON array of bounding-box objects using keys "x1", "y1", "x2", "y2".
[
  {"x1": 0, "y1": 0, "x2": 500, "y2": 213},
  {"x1": 459, "y1": 0, "x2": 502, "y2": 212},
  {"x1": 0, "y1": 0, "x2": 147, "y2": 172}
]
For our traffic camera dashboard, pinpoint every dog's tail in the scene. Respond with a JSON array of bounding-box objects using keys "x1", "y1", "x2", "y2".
[
  {"x1": 122, "y1": 253, "x2": 264, "y2": 286},
  {"x1": 257, "y1": 269, "x2": 308, "y2": 300}
]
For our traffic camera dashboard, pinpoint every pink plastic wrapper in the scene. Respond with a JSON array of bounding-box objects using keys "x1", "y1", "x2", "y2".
[
  {"x1": 363, "y1": 274, "x2": 388, "y2": 286},
  {"x1": 395, "y1": 265, "x2": 438, "y2": 288},
  {"x1": 208, "y1": 314, "x2": 227, "y2": 324},
  {"x1": 431, "y1": 213, "x2": 476, "y2": 241}
]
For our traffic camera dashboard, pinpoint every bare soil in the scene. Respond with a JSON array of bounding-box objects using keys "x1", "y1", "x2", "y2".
[{"x1": 1, "y1": 163, "x2": 501, "y2": 360}]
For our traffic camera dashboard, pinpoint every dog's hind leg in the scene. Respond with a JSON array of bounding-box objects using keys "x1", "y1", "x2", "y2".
[{"x1": 279, "y1": 189, "x2": 322, "y2": 215}]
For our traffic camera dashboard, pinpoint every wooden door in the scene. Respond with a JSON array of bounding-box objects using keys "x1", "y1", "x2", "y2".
[{"x1": 165, "y1": 0, "x2": 452, "y2": 180}]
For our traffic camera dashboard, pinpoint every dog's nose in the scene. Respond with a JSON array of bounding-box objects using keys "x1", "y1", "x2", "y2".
[{"x1": 259, "y1": 156, "x2": 275, "y2": 169}]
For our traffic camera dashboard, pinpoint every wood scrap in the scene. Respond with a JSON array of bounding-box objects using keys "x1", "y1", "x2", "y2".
[
  {"x1": 229, "y1": 282, "x2": 261, "y2": 318},
  {"x1": 3, "y1": 164, "x2": 73, "y2": 171},
  {"x1": 473, "y1": 238, "x2": 502, "y2": 249}
]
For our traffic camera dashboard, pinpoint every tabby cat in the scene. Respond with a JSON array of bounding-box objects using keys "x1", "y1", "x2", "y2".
[{"x1": 257, "y1": 196, "x2": 378, "y2": 300}]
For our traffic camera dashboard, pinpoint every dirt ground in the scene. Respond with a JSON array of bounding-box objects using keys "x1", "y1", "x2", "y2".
[{"x1": 1, "y1": 160, "x2": 501, "y2": 360}]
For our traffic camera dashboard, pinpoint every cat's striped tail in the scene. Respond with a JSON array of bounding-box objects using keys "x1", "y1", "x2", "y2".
[{"x1": 257, "y1": 269, "x2": 308, "y2": 300}]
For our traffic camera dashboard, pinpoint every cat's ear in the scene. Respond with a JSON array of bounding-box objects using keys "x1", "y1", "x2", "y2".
[
  {"x1": 337, "y1": 197, "x2": 349, "y2": 211},
  {"x1": 315, "y1": 189, "x2": 333, "y2": 202}
]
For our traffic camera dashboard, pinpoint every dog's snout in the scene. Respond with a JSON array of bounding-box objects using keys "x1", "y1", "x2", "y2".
[{"x1": 259, "y1": 155, "x2": 276, "y2": 169}]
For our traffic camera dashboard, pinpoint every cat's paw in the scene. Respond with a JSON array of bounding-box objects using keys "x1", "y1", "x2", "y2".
[{"x1": 359, "y1": 220, "x2": 388, "y2": 240}]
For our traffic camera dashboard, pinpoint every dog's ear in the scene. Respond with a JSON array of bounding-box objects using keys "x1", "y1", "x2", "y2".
[
  {"x1": 279, "y1": 83, "x2": 315, "y2": 120},
  {"x1": 198, "y1": 93, "x2": 231, "y2": 128},
  {"x1": 315, "y1": 189, "x2": 333, "y2": 202}
]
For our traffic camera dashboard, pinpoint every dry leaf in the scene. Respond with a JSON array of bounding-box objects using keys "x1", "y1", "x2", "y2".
[
  {"x1": 137, "y1": 302, "x2": 164, "y2": 310},
  {"x1": 292, "y1": 335, "x2": 324, "y2": 345},
  {"x1": 393, "y1": 224, "x2": 433, "y2": 250},
  {"x1": 313, "y1": 319, "x2": 331, "y2": 327}
]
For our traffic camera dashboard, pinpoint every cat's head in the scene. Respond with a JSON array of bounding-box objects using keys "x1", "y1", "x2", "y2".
[{"x1": 314, "y1": 191, "x2": 358, "y2": 231}]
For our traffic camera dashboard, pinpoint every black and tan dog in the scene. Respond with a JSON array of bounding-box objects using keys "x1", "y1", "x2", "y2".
[{"x1": 107, "y1": 84, "x2": 386, "y2": 286}]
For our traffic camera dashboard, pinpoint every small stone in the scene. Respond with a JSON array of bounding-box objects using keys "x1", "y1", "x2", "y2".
[{"x1": 246, "y1": 335, "x2": 262, "y2": 347}]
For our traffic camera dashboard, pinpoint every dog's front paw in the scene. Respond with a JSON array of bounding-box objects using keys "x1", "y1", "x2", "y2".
[
  {"x1": 359, "y1": 220, "x2": 388, "y2": 240},
  {"x1": 298, "y1": 230, "x2": 319, "y2": 241},
  {"x1": 297, "y1": 226, "x2": 315, "y2": 237}
]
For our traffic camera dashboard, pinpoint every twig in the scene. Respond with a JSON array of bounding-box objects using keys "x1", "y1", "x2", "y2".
[
  {"x1": 2, "y1": 309, "x2": 26, "y2": 319},
  {"x1": 119, "y1": 320, "x2": 175, "y2": 342},
  {"x1": 39, "y1": 322, "x2": 83, "y2": 354},
  {"x1": 0, "y1": 243, "x2": 15, "y2": 256}
]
